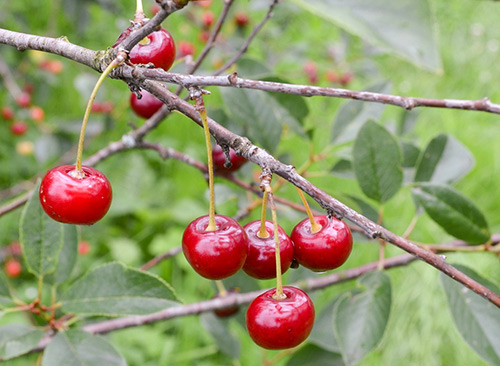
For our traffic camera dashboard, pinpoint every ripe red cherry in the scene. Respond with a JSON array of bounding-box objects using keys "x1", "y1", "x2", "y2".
[
  {"x1": 234, "y1": 12, "x2": 249, "y2": 27},
  {"x1": 129, "y1": 28, "x2": 176, "y2": 72},
  {"x1": 182, "y1": 215, "x2": 248, "y2": 280},
  {"x1": 291, "y1": 215, "x2": 352, "y2": 272},
  {"x1": 29, "y1": 106, "x2": 45, "y2": 122},
  {"x1": 39, "y1": 165, "x2": 112, "y2": 225},
  {"x1": 201, "y1": 11, "x2": 215, "y2": 28},
  {"x1": 78, "y1": 241, "x2": 91, "y2": 256},
  {"x1": 242, "y1": 220, "x2": 294, "y2": 279},
  {"x1": 130, "y1": 91, "x2": 163, "y2": 119},
  {"x1": 212, "y1": 145, "x2": 247, "y2": 172},
  {"x1": 1, "y1": 107, "x2": 14, "y2": 120},
  {"x1": 16, "y1": 92, "x2": 31, "y2": 108},
  {"x1": 10, "y1": 121, "x2": 28, "y2": 136},
  {"x1": 246, "y1": 286, "x2": 315, "y2": 350},
  {"x1": 178, "y1": 41, "x2": 195, "y2": 57},
  {"x1": 4, "y1": 258, "x2": 22, "y2": 278},
  {"x1": 213, "y1": 289, "x2": 240, "y2": 318}
]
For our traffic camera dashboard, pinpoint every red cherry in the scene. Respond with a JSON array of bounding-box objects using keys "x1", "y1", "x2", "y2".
[
  {"x1": 39, "y1": 165, "x2": 112, "y2": 225},
  {"x1": 178, "y1": 41, "x2": 195, "y2": 57},
  {"x1": 199, "y1": 31, "x2": 210, "y2": 44},
  {"x1": 234, "y1": 12, "x2": 249, "y2": 27},
  {"x1": 129, "y1": 28, "x2": 176, "y2": 72},
  {"x1": 213, "y1": 289, "x2": 240, "y2": 318},
  {"x1": 16, "y1": 92, "x2": 31, "y2": 108},
  {"x1": 5, "y1": 259, "x2": 22, "y2": 278},
  {"x1": 212, "y1": 145, "x2": 247, "y2": 172},
  {"x1": 201, "y1": 11, "x2": 215, "y2": 28},
  {"x1": 195, "y1": 0, "x2": 212, "y2": 8},
  {"x1": 242, "y1": 220, "x2": 294, "y2": 279},
  {"x1": 1, "y1": 107, "x2": 14, "y2": 121},
  {"x1": 340, "y1": 72, "x2": 354, "y2": 86},
  {"x1": 130, "y1": 91, "x2": 163, "y2": 119},
  {"x1": 10, "y1": 121, "x2": 28, "y2": 136},
  {"x1": 150, "y1": 4, "x2": 161, "y2": 15},
  {"x1": 182, "y1": 215, "x2": 248, "y2": 280},
  {"x1": 246, "y1": 286, "x2": 315, "y2": 350},
  {"x1": 78, "y1": 241, "x2": 91, "y2": 256},
  {"x1": 29, "y1": 106, "x2": 45, "y2": 122},
  {"x1": 303, "y1": 61, "x2": 319, "y2": 84},
  {"x1": 291, "y1": 215, "x2": 352, "y2": 272}
]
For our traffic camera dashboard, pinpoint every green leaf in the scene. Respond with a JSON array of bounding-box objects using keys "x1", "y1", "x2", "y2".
[
  {"x1": 236, "y1": 57, "x2": 272, "y2": 79},
  {"x1": 345, "y1": 195, "x2": 380, "y2": 223},
  {"x1": 200, "y1": 312, "x2": 240, "y2": 359},
  {"x1": 0, "y1": 324, "x2": 44, "y2": 361},
  {"x1": 42, "y1": 330, "x2": 127, "y2": 366},
  {"x1": 334, "y1": 272, "x2": 392, "y2": 366},
  {"x1": 414, "y1": 134, "x2": 475, "y2": 184},
  {"x1": 412, "y1": 184, "x2": 490, "y2": 244},
  {"x1": 440, "y1": 265, "x2": 500, "y2": 366},
  {"x1": 0, "y1": 272, "x2": 12, "y2": 306},
  {"x1": 331, "y1": 159, "x2": 354, "y2": 179},
  {"x1": 352, "y1": 121, "x2": 403, "y2": 202},
  {"x1": 397, "y1": 110, "x2": 419, "y2": 136},
  {"x1": 45, "y1": 225, "x2": 79, "y2": 286},
  {"x1": 20, "y1": 184, "x2": 64, "y2": 278},
  {"x1": 308, "y1": 296, "x2": 341, "y2": 353},
  {"x1": 331, "y1": 81, "x2": 391, "y2": 144},
  {"x1": 285, "y1": 344, "x2": 344, "y2": 366},
  {"x1": 401, "y1": 142, "x2": 421, "y2": 168},
  {"x1": 60, "y1": 262, "x2": 179, "y2": 316},
  {"x1": 290, "y1": 0, "x2": 441, "y2": 71}
]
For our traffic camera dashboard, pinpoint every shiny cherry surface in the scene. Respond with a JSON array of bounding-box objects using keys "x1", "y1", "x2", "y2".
[
  {"x1": 291, "y1": 215, "x2": 352, "y2": 272},
  {"x1": 39, "y1": 165, "x2": 112, "y2": 225},
  {"x1": 243, "y1": 220, "x2": 294, "y2": 279},
  {"x1": 130, "y1": 91, "x2": 163, "y2": 119},
  {"x1": 182, "y1": 215, "x2": 248, "y2": 280},
  {"x1": 212, "y1": 145, "x2": 247, "y2": 172},
  {"x1": 246, "y1": 286, "x2": 315, "y2": 350},
  {"x1": 129, "y1": 28, "x2": 176, "y2": 72}
]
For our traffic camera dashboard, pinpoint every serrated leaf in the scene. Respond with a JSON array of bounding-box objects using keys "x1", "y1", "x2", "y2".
[
  {"x1": 412, "y1": 184, "x2": 490, "y2": 244},
  {"x1": 42, "y1": 330, "x2": 126, "y2": 366},
  {"x1": 414, "y1": 134, "x2": 475, "y2": 184},
  {"x1": 331, "y1": 81, "x2": 391, "y2": 145},
  {"x1": 60, "y1": 262, "x2": 179, "y2": 316},
  {"x1": 440, "y1": 265, "x2": 500, "y2": 366},
  {"x1": 334, "y1": 272, "x2": 391, "y2": 366},
  {"x1": 20, "y1": 184, "x2": 64, "y2": 278},
  {"x1": 200, "y1": 312, "x2": 240, "y2": 359},
  {"x1": 285, "y1": 344, "x2": 344, "y2": 366},
  {"x1": 290, "y1": 0, "x2": 441, "y2": 71},
  {"x1": 352, "y1": 121, "x2": 403, "y2": 202},
  {"x1": 0, "y1": 324, "x2": 44, "y2": 361},
  {"x1": 45, "y1": 225, "x2": 79, "y2": 286}
]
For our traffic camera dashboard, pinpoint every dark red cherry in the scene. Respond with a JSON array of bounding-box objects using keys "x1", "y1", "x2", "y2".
[
  {"x1": 182, "y1": 215, "x2": 248, "y2": 280},
  {"x1": 1, "y1": 107, "x2": 14, "y2": 120},
  {"x1": 242, "y1": 220, "x2": 294, "y2": 279},
  {"x1": 213, "y1": 289, "x2": 240, "y2": 318},
  {"x1": 290, "y1": 215, "x2": 352, "y2": 272},
  {"x1": 246, "y1": 286, "x2": 315, "y2": 350},
  {"x1": 212, "y1": 145, "x2": 247, "y2": 172},
  {"x1": 129, "y1": 28, "x2": 176, "y2": 72},
  {"x1": 10, "y1": 121, "x2": 28, "y2": 136},
  {"x1": 16, "y1": 92, "x2": 31, "y2": 108},
  {"x1": 130, "y1": 91, "x2": 163, "y2": 119},
  {"x1": 39, "y1": 165, "x2": 112, "y2": 225}
]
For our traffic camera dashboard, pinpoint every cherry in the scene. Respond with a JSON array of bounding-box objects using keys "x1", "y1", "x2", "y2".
[
  {"x1": 130, "y1": 91, "x2": 163, "y2": 119},
  {"x1": 290, "y1": 215, "x2": 352, "y2": 272},
  {"x1": 182, "y1": 215, "x2": 248, "y2": 280},
  {"x1": 234, "y1": 12, "x2": 249, "y2": 27},
  {"x1": 29, "y1": 106, "x2": 45, "y2": 122},
  {"x1": 1, "y1": 106, "x2": 14, "y2": 120},
  {"x1": 340, "y1": 72, "x2": 354, "y2": 86},
  {"x1": 246, "y1": 286, "x2": 315, "y2": 350},
  {"x1": 199, "y1": 31, "x2": 210, "y2": 44},
  {"x1": 178, "y1": 41, "x2": 195, "y2": 57},
  {"x1": 10, "y1": 121, "x2": 28, "y2": 136},
  {"x1": 212, "y1": 145, "x2": 247, "y2": 173},
  {"x1": 129, "y1": 28, "x2": 176, "y2": 72},
  {"x1": 5, "y1": 258, "x2": 22, "y2": 278},
  {"x1": 78, "y1": 241, "x2": 91, "y2": 256},
  {"x1": 201, "y1": 11, "x2": 215, "y2": 28},
  {"x1": 16, "y1": 141, "x2": 34, "y2": 156},
  {"x1": 303, "y1": 61, "x2": 319, "y2": 84},
  {"x1": 16, "y1": 92, "x2": 31, "y2": 108},
  {"x1": 213, "y1": 289, "x2": 240, "y2": 318},
  {"x1": 39, "y1": 165, "x2": 112, "y2": 225},
  {"x1": 242, "y1": 220, "x2": 294, "y2": 279}
]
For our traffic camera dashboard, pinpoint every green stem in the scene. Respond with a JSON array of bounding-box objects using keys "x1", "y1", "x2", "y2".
[
  {"x1": 267, "y1": 186, "x2": 285, "y2": 300},
  {"x1": 136, "y1": 0, "x2": 144, "y2": 14},
  {"x1": 215, "y1": 280, "x2": 227, "y2": 297},
  {"x1": 36, "y1": 276, "x2": 43, "y2": 303},
  {"x1": 196, "y1": 98, "x2": 216, "y2": 231},
  {"x1": 296, "y1": 187, "x2": 321, "y2": 233},
  {"x1": 258, "y1": 190, "x2": 270, "y2": 238},
  {"x1": 74, "y1": 60, "x2": 119, "y2": 176}
]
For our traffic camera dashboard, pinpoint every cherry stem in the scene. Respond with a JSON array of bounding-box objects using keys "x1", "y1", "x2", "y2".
[
  {"x1": 266, "y1": 185, "x2": 285, "y2": 300},
  {"x1": 215, "y1": 280, "x2": 227, "y2": 297},
  {"x1": 296, "y1": 187, "x2": 321, "y2": 234},
  {"x1": 257, "y1": 190, "x2": 270, "y2": 239},
  {"x1": 135, "y1": 0, "x2": 144, "y2": 15},
  {"x1": 195, "y1": 97, "x2": 216, "y2": 231},
  {"x1": 75, "y1": 60, "x2": 119, "y2": 176}
]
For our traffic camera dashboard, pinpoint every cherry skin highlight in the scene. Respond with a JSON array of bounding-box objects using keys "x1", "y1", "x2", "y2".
[
  {"x1": 39, "y1": 165, "x2": 112, "y2": 225},
  {"x1": 212, "y1": 145, "x2": 247, "y2": 173},
  {"x1": 130, "y1": 91, "x2": 163, "y2": 119},
  {"x1": 246, "y1": 286, "x2": 315, "y2": 350},
  {"x1": 291, "y1": 215, "x2": 352, "y2": 272},
  {"x1": 182, "y1": 215, "x2": 248, "y2": 280},
  {"x1": 242, "y1": 220, "x2": 294, "y2": 279},
  {"x1": 129, "y1": 28, "x2": 176, "y2": 72}
]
